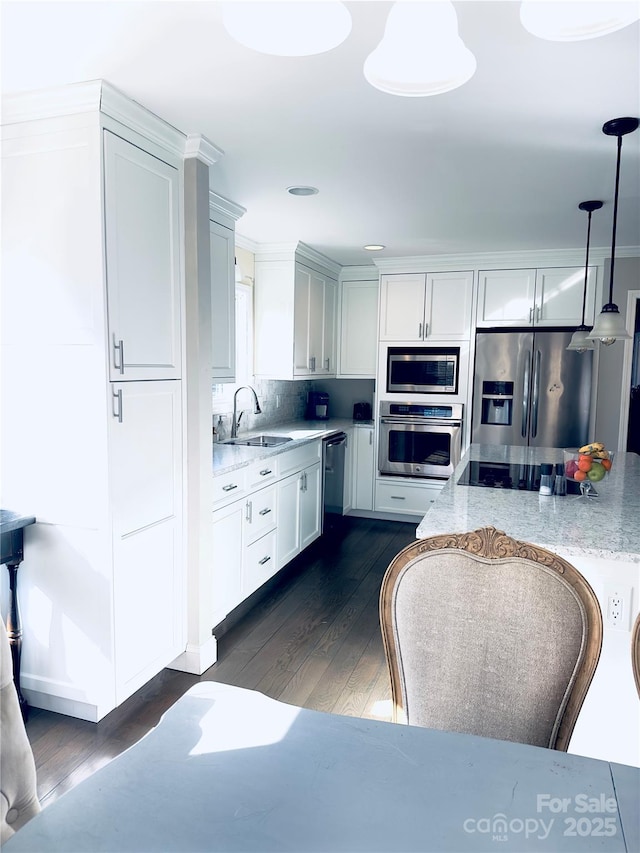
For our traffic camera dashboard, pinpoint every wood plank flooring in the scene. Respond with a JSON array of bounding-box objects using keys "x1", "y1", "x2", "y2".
[{"x1": 25, "y1": 517, "x2": 416, "y2": 809}]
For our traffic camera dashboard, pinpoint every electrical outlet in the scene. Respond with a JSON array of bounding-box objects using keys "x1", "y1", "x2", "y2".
[{"x1": 603, "y1": 583, "x2": 632, "y2": 631}]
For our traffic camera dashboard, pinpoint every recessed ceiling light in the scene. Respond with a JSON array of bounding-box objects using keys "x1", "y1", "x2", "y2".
[
  {"x1": 364, "y1": 244, "x2": 385, "y2": 251},
  {"x1": 287, "y1": 186, "x2": 319, "y2": 196}
]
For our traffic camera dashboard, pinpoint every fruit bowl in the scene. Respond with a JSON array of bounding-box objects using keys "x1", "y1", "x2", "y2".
[{"x1": 563, "y1": 445, "x2": 614, "y2": 497}]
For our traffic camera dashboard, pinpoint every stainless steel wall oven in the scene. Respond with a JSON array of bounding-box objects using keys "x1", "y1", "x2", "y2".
[{"x1": 379, "y1": 401, "x2": 463, "y2": 479}]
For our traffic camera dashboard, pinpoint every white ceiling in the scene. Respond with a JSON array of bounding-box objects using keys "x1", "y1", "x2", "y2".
[{"x1": 2, "y1": 1, "x2": 639, "y2": 267}]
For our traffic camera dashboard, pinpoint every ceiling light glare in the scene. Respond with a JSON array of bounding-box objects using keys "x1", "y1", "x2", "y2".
[
  {"x1": 287, "y1": 186, "x2": 319, "y2": 196},
  {"x1": 221, "y1": 1, "x2": 352, "y2": 56},
  {"x1": 363, "y1": 244, "x2": 385, "y2": 251},
  {"x1": 363, "y1": 1, "x2": 476, "y2": 97},
  {"x1": 520, "y1": 1, "x2": 640, "y2": 41}
]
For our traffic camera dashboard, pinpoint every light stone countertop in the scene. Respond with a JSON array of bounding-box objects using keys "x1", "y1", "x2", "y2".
[
  {"x1": 211, "y1": 418, "x2": 357, "y2": 476},
  {"x1": 416, "y1": 444, "x2": 640, "y2": 563}
]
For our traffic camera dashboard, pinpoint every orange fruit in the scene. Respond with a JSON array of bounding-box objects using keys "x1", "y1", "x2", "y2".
[
  {"x1": 602, "y1": 459, "x2": 612, "y2": 471},
  {"x1": 577, "y1": 457, "x2": 592, "y2": 472},
  {"x1": 574, "y1": 470, "x2": 587, "y2": 481}
]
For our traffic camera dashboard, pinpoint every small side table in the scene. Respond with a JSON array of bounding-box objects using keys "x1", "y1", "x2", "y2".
[{"x1": 0, "y1": 509, "x2": 36, "y2": 720}]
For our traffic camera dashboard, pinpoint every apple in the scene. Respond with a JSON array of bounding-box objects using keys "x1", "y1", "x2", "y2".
[
  {"x1": 565, "y1": 459, "x2": 579, "y2": 478},
  {"x1": 587, "y1": 462, "x2": 605, "y2": 482}
]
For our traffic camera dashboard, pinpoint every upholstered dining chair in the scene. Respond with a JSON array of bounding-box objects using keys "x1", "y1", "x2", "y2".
[
  {"x1": 379, "y1": 526, "x2": 603, "y2": 751},
  {"x1": 1, "y1": 617, "x2": 40, "y2": 844},
  {"x1": 632, "y1": 611, "x2": 640, "y2": 699}
]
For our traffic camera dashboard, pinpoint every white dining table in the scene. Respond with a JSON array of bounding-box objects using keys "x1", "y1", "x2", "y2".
[{"x1": 5, "y1": 682, "x2": 639, "y2": 852}]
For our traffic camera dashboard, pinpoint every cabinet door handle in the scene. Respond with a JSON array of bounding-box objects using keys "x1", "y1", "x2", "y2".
[
  {"x1": 300, "y1": 472, "x2": 307, "y2": 492},
  {"x1": 259, "y1": 468, "x2": 272, "y2": 477},
  {"x1": 536, "y1": 304, "x2": 541, "y2": 322},
  {"x1": 222, "y1": 483, "x2": 238, "y2": 492},
  {"x1": 113, "y1": 335, "x2": 125, "y2": 374},
  {"x1": 423, "y1": 322, "x2": 428, "y2": 338},
  {"x1": 529, "y1": 306, "x2": 534, "y2": 323},
  {"x1": 310, "y1": 356, "x2": 316, "y2": 372},
  {"x1": 258, "y1": 555, "x2": 271, "y2": 565},
  {"x1": 245, "y1": 501, "x2": 252, "y2": 523},
  {"x1": 259, "y1": 507, "x2": 272, "y2": 516},
  {"x1": 418, "y1": 322, "x2": 423, "y2": 338},
  {"x1": 112, "y1": 388, "x2": 123, "y2": 423},
  {"x1": 324, "y1": 357, "x2": 330, "y2": 370}
]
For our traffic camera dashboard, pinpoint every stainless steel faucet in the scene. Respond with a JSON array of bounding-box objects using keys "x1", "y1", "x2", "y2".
[{"x1": 231, "y1": 386, "x2": 262, "y2": 438}]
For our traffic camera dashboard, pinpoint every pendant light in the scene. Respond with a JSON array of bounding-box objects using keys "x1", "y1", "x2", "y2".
[
  {"x1": 567, "y1": 200, "x2": 603, "y2": 352},
  {"x1": 588, "y1": 117, "x2": 638, "y2": 346}
]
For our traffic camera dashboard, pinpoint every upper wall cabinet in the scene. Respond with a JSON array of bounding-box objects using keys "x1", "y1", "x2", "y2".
[
  {"x1": 254, "y1": 243, "x2": 340, "y2": 380},
  {"x1": 379, "y1": 271, "x2": 474, "y2": 341},
  {"x1": 476, "y1": 267, "x2": 597, "y2": 328},
  {"x1": 338, "y1": 279, "x2": 379, "y2": 377},
  {"x1": 209, "y1": 192, "x2": 246, "y2": 384}
]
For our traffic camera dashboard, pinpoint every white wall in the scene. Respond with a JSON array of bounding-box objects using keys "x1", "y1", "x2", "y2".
[{"x1": 594, "y1": 256, "x2": 640, "y2": 450}]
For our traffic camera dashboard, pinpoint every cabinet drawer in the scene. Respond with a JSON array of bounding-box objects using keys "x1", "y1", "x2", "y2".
[
  {"x1": 246, "y1": 458, "x2": 278, "y2": 489},
  {"x1": 375, "y1": 479, "x2": 443, "y2": 516},
  {"x1": 244, "y1": 484, "x2": 277, "y2": 545},
  {"x1": 243, "y1": 530, "x2": 277, "y2": 598},
  {"x1": 212, "y1": 469, "x2": 247, "y2": 507},
  {"x1": 278, "y1": 440, "x2": 321, "y2": 476}
]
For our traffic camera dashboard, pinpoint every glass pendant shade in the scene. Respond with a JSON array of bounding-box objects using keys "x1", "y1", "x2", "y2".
[
  {"x1": 567, "y1": 327, "x2": 595, "y2": 352},
  {"x1": 587, "y1": 304, "x2": 631, "y2": 346},
  {"x1": 221, "y1": 2, "x2": 352, "y2": 56},
  {"x1": 363, "y1": 1, "x2": 476, "y2": 97},
  {"x1": 520, "y1": 1, "x2": 640, "y2": 41}
]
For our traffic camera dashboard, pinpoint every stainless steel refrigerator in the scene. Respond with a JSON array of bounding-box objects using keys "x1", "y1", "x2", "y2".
[{"x1": 471, "y1": 330, "x2": 592, "y2": 448}]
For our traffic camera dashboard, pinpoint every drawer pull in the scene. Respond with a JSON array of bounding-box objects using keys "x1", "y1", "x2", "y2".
[
  {"x1": 259, "y1": 508, "x2": 272, "y2": 516},
  {"x1": 390, "y1": 495, "x2": 406, "y2": 500},
  {"x1": 259, "y1": 468, "x2": 272, "y2": 476},
  {"x1": 258, "y1": 555, "x2": 271, "y2": 565},
  {"x1": 222, "y1": 483, "x2": 238, "y2": 492}
]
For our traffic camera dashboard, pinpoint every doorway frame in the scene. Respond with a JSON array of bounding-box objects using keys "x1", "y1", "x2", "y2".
[{"x1": 618, "y1": 289, "x2": 640, "y2": 452}]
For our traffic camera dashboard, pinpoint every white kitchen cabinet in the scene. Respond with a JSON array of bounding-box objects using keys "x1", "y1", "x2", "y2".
[
  {"x1": 379, "y1": 272, "x2": 473, "y2": 341},
  {"x1": 211, "y1": 499, "x2": 244, "y2": 628},
  {"x1": 375, "y1": 478, "x2": 444, "y2": 517},
  {"x1": 243, "y1": 530, "x2": 278, "y2": 598},
  {"x1": 299, "y1": 462, "x2": 322, "y2": 550},
  {"x1": 0, "y1": 81, "x2": 186, "y2": 721},
  {"x1": 352, "y1": 426, "x2": 375, "y2": 511},
  {"x1": 254, "y1": 243, "x2": 340, "y2": 379},
  {"x1": 104, "y1": 130, "x2": 182, "y2": 381},
  {"x1": 338, "y1": 280, "x2": 379, "y2": 377},
  {"x1": 209, "y1": 219, "x2": 235, "y2": 382},
  {"x1": 276, "y1": 461, "x2": 322, "y2": 565},
  {"x1": 110, "y1": 380, "x2": 184, "y2": 704},
  {"x1": 476, "y1": 267, "x2": 597, "y2": 328}
]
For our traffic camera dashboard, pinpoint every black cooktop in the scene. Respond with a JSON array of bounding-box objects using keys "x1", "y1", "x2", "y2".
[{"x1": 457, "y1": 460, "x2": 579, "y2": 494}]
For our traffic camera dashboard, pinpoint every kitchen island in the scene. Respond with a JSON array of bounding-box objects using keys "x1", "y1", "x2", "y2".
[{"x1": 417, "y1": 444, "x2": 640, "y2": 767}]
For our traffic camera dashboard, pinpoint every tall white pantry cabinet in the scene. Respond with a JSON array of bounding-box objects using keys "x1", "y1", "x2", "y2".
[{"x1": 0, "y1": 82, "x2": 186, "y2": 721}]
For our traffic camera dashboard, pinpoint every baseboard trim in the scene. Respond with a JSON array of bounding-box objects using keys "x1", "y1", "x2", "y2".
[{"x1": 167, "y1": 636, "x2": 218, "y2": 675}]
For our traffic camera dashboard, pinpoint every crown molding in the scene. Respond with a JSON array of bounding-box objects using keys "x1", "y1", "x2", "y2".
[
  {"x1": 372, "y1": 246, "x2": 640, "y2": 273},
  {"x1": 253, "y1": 241, "x2": 341, "y2": 277},
  {"x1": 1, "y1": 79, "x2": 188, "y2": 158},
  {"x1": 339, "y1": 265, "x2": 378, "y2": 282},
  {"x1": 185, "y1": 134, "x2": 224, "y2": 166},
  {"x1": 208, "y1": 191, "x2": 246, "y2": 226},
  {"x1": 2, "y1": 80, "x2": 103, "y2": 125},
  {"x1": 234, "y1": 233, "x2": 261, "y2": 254}
]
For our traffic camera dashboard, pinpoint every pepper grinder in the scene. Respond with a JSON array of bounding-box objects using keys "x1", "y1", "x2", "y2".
[{"x1": 554, "y1": 463, "x2": 566, "y2": 497}]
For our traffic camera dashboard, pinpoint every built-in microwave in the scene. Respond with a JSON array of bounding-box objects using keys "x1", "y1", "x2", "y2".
[{"x1": 386, "y1": 347, "x2": 459, "y2": 395}]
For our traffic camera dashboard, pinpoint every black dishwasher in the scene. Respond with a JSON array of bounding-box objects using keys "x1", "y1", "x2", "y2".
[{"x1": 322, "y1": 432, "x2": 347, "y2": 531}]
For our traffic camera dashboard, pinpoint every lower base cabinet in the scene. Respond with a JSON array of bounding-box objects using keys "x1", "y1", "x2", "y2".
[
  {"x1": 375, "y1": 478, "x2": 444, "y2": 517},
  {"x1": 211, "y1": 442, "x2": 323, "y2": 631}
]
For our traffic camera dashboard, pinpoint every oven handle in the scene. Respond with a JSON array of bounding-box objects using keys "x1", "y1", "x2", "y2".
[{"x1": 380, "y1": 417, "x2": 462, "y2": 428}]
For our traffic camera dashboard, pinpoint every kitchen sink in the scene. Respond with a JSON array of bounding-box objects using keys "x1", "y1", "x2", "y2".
[{"x1": 224, "y1": 435, "x2": 293, "y2": 447}]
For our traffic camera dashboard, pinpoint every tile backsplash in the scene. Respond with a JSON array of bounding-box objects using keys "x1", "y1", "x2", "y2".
[{"x1": 212, "y1": 378, "x2": 375, "y2": 440}]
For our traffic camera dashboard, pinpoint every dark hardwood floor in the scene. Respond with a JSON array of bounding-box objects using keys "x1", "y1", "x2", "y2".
[{"x1": 25, "y1": 517, "x2": 416, "y2": 808}]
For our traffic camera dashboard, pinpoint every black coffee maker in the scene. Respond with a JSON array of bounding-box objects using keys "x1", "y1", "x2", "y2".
[{"x1": 306, "y1": 391, "x2": 329, "y2": 420}]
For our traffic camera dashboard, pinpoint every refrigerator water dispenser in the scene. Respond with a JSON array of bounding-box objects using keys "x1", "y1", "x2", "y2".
[{"x1": 480, "y1": 381, "x2": 513, "y2": 426}]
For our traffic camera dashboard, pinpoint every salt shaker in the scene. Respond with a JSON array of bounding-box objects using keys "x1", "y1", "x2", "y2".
[
  {"x1": 539, "y1": 463, "x2": 554, "y2": 495},
  {"x1": 554, "y1": 463, "x2": 566, "y2": 497}
]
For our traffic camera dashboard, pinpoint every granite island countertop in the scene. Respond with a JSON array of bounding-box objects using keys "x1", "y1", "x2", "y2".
[
  {"x1": 212, "y1": 418, "x2": 361, "y2": 477},
  {"x1": 417, "y1": 444, "x2": 640, "y2": 563}
]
